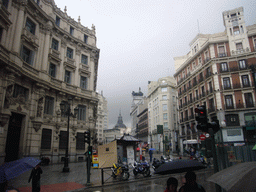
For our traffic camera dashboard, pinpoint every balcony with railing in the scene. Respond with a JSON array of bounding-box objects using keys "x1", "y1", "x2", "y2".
[
  {"x1": 225, "y1": 104, "x2": 235, "y2": 110},
  {"x1": 246, "y1": 102, "x2": 254, "y2": 108},
  {"x1": 230, "y1": 66, "x2": 248, "y2": 72},
  {"x1": 231, "y1": 47, "x2": 250, "y2": 55},
  {"x1": 220, "y1": 68, "x2": 229, "y2": 73},
  {"x1": 206, "y1": 88, "x2": 213, "y2": 95},
  {"x1": 223, "y1": 85, "x2": 232, "y2": 90}
]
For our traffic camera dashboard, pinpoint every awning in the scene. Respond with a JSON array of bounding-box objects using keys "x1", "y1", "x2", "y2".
[{"x1": 183, "y1": 139, "x2": 199, "y2": 144}]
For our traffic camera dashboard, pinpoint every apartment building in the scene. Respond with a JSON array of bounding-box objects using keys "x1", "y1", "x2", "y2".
[
  {"x1": 174, "y1": 7, "x2": 256, "y2": 153},
  {"x1": 147, "y1": 76, "x2": 177, "y2": 152},
  {"x1": 0, "y1": 0, "x2": 100, "y2": 164}
]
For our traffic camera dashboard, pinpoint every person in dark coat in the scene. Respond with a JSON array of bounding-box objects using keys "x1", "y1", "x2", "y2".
[
  {"x1": 149, "y1": 149, "x2": 153, "y2": 163},
  {"x1": 164, "y1": 177, "x2": 178, "y2": 192},
  {"x1": 28, "y1": 164, "x2": 43, "y2": 192},
  {"x1": 179, "y1": 171, "x2": 205, "y2": 192}
]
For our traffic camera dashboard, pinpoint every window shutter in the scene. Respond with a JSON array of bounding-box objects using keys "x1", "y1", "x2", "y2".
[{"x1": 41, "y1": 129, "x2": 52, "y2": 149}]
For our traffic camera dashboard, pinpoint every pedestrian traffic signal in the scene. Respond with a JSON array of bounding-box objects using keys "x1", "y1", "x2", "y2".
[
  {"x1": 195, "y1": 106, "x2": 207, "y2": 124},
  {"x1": 88, "y1": 146, "x2": 93, "y2": 155},
  {"x1": 84, "y1": 131, "x2": 90, "y2": 144}
]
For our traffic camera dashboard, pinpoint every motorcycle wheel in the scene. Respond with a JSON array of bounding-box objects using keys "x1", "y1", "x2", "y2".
[
  {"x1": 143, "y1": 168, "x2": 150, "y2": 177},
  {"x1": 122, "y1": 171, "x2": 129, "y2": 180},
  {"x1": 133, "y1": 169, "x2": 138, "y2": 176}
]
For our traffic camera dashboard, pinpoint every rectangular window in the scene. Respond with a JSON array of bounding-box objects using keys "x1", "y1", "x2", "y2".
[
  {"x1": 51, "y1": 38, "x2": 59, "y2": 51},
  {"x1": 223, "y1": 77, "x2": 231, "y2": 89},
  {"x1": 221, "y1": 63, "x2": 228, "y2": 72},
  {"x1": 242, "y1": 75, "x2": 250, "y2": 87},
  {"x1": 225, "y1": 114, "x2": 240, "y2": 126},
  {"x1": 236, "y1": 43, "x2": 243, "y2": 50},
  {"x1": 66, "y1": 47, "x2": 73, "y2": 59},
  {"x1": 84, "y1": 35, "x2": 88, "y2": 43},
  {"x1": 78, "y1": 105, "x2": 86, "y2": 121},
  {"x1": 21, "y1": 45, "x2": 34, "y2": 65},
  {"x1": 162, "y1": 104, "x2": 167, "y2": 111},
  {"x1": 2, "y1": 0, "x2": 8, "y2": 8},
  {"x1": 41, "y1": 129, "x2": 52, "y2": 149},
  {"x1": 218, "y1": 45, "x2": 226, "y2": 57},
  {"x1": 0, "y1": 27, "x2": 3, "y2": 42},
  {"x1": 244, "y1": 93, "x2": 254, "y2": 108},
  {"x1": 172, "y1": 96, "x2": 175, "y2": 102},
  {"x1": 49, "y1": 63, "x2": 56, "y2": 78},
  {"x1": 44, "y1": 96, "x2": 54, "y2": 115},
  {"x1": 163, "y1": 113, "x2": 167, "y2": 120},
  {"x1": 225, "y1": 95, "x2": 234, "y2": 109},
  {"x1": 76, "y1": 132, "x2": 85, "y2": 150},
  {"x1": 70, "y1": 26, "x2": 74, "y2": 35},
  {"x1": 80, "y1": 76, "x2": 87, "y2": 89},
  {"x1": 164, "y1": 122, "x2": 168, "y2": 129},
  {"x1": 161, "y1": 87, "x2": 167, "y2": 92},
  {"x1": 239, "y1": 60, "x2": 246, "y2": 69},
  {"x1": 198, "y1": 57, "x2": 202, "y2": 64},
  {"x1": 13, "y1": 84, "x2": 29, "y2": 101},
  {"x1": 59, "y1": 131, "x2": 68, "y2": 149},
  {"x1": 81, "y1": 54, "x2": 88, "y2": 65},
  {"x1": 64, "y1": 70, "x2": 71, "y2": 84},
  {"x1": 162, "y1": 95, "x2": 167, "y2": 100},
  {"x1": 26, "y1": 18, "x2": 36, "y2": 35},
  {"x1": 56, "y1": 16, "x2": 60, "y2": 26},
  {"x1": 233, "y1": 26, "x2": 240, "y2": 35}
]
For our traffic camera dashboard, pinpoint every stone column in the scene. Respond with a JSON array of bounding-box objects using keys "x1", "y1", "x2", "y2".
[
  {"x1": 41, "y1": 24, "x2": 52, "y2": 73},
  {"x1": 12, "y1": 4, "x2": 25, "y2": 54}
]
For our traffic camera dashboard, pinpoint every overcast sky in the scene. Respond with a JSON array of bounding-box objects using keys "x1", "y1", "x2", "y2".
[{"x1": 54, "y1": 0, "x2": 256, "y2": 129}]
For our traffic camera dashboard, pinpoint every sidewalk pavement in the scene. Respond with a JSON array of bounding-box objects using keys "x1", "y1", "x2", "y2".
[{"x1": 10, "y1": 153, "x2": 190, "y2": 192}]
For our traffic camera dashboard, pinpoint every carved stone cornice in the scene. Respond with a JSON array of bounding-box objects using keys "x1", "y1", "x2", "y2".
[{"x1": 30, "y1": 117, "x2": 43, "y2": 132}]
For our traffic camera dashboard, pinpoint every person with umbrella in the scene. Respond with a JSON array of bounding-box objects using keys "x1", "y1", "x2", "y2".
[
  {"x1": 178, "y1": 171, "x2": 205, "y2": 192},
  {"x1": 28, "y1": 163, "x2": 43, "y2": 192}
]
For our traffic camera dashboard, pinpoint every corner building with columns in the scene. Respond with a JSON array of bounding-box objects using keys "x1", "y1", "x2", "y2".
[{"x1": 0, "y1": 0, "x2": 100, "y2": 164}]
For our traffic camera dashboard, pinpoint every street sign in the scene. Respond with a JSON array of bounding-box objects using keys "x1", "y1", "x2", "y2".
[
  {"x1": 205, "y1": 133, "x2": 210, "y2": 138},
  {"x1": 200, "y1": 134, "x2": 206, "y2": 141}
]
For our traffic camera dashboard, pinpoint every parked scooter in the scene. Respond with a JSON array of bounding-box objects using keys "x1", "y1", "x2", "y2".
[
  {"x1": 132, "y1": 161, "x2": 150, "y2": 177},
  {"x1": 152, "y1": 158, "x2": 164, "y2": 171},
  {"x1": 111, "y1": 162, "x2": 130, "y2": 180}
]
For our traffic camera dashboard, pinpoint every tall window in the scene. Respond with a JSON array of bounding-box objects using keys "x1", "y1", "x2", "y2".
[
  {"x1": 161, "y1": 87, "x2": 167, "y2": 92},
  {"x1": 218, "y1": 45, "x2": 225, "y2": 57},
  {"x1": 163, "y1": 113, "x2": 167, "y2": 120},
  {"x1": 84, "y1": 35, "x2": 88, "y2": 43},
  {"x1": 244, "y1": 93, "x2": 254, "y2": 108},
  {"x1": 236, "y1": 43, "x2": 243, "y2": 51},
  {"x1": 26, "y1": 18, "x2": 36, "y2": 35},
  {"x1": 21, "y1": 45, "x2": 34, "y2": 65},
  {"x1": 2, "y1": 0, "x2": 9, "y2": 8},
  {"x1": 64, "y1": 70, "x2": 71, "y2": 84},
  {"x1": 225, "y1": 95, "x2": 234, "y2": 109},
  {"x1": 59, "y1": 131, "x2": 68, "y2": 149},
  {"x1": 164, "y1": 122, "x2": 168, "y2": 129},
  {"x1": 56, "y1": 16, "x2": 60, "y2": 26},
  {"x1": 70, "y1": 26, "x2": 74, "y2": 35},
  {"x1": 51, "y1": 38, "x2": 59, "y2": 51},
  {"x1": 76, "y1": 132, "x2": 85, "y2": 150},
  {"x1": 41, "y1": 129, "x2": 52, "y2": 149},
  {"x1": 13, "y1": 84, "x2": 29, "y2": 101},
  {"x1": 0, "y1": 27, "x2": 3, "y2": 42},
  {"x1": 77, "y1": 105, "x2": 86, "y2": 121},
  {"x1": 162, "y1": 95, "x2": 167, "y2": 100},
  {"x1": 162, "y1": 104, "x2": 167, "y2": 111},
  {"x1": 44, "y1": 96, "x2": 54, "y2": 115},
  {"x1": 221, "y1": 63, "x2": 228, "y2": 72},
  {"x1": 81, "y1": 54, "x2": 88, "y2": 65},
  {"x1": 49, "y1": 63, "x2": 56, "y2": 78},
  {"x1": 242, "y1": 75, "x2": 250, "y2": 87},
  {"x1": 66, "y1": 47, "x2": 73, "y2": 59},
  {"x1": 80, "y1": 76, "x2": 87, "y2": 89},
  {"x1": 233, "y1": 26, "x2": 240, "y2": 35},
  {"x1": 239, "y1": 60, "x2": 246, "y2": 69},
  {"x1": 223, "y1": 77, "x2": 231, "y2": 89}
]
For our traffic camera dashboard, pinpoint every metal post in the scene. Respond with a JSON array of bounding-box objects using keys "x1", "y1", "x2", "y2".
[
  {"x1": 101, "y1": 168, "x2": 104, "y2": 185},
  {"x1": 63, "y1": 105, "x2": 70, "y2": 172},
  {"x1": 87, "y1": 143, "x2": 91, "y2": 185}
]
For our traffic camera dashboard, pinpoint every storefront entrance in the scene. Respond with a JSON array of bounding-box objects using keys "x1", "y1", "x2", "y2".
[{"x1": 5, "y1": 113, "x2": 23, "y2": 162}]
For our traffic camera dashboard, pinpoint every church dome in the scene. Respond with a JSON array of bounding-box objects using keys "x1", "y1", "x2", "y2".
[{"x1": 114, "y1": 111, "x2": 126, "y2": 129}]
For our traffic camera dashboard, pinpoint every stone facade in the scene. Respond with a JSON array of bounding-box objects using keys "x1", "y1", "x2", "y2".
[
  {"x1": 174, "y1": 7, "x2": 256, "y2": 154},
  {"x1": 147, "y1": 76, "x2": 177, "y2": 152},
  {"x1": 0, "y1": 0, "x2": 100, "y2": 164}
]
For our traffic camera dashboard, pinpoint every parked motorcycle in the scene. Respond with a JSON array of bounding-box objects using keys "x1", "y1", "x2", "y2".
[
  {"x1": 111, "y1": 163, "x2": 130, "y2": 180},
  {"x1": 152, "y1": 158, "x2": 164, "y2": 171},
  {"x1": 132, "y1": 161, "x2": 150, "y2": 177}
]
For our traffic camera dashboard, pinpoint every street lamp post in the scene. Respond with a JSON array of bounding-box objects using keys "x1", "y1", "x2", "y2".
[{"x1": 60, "y1": 97, "x2": 78, "y2": 172}]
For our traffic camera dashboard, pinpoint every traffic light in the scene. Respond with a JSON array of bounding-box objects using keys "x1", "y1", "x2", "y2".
[
  {"x1": 88, "y1": 146, "x2": 93, "y2": 155},
  {"x1": 195, "y1": 106, "x2": 207, "y2": 124},
  {"x1": 84, "y1": 131, "x2": 91, "y2": 144},
  {"x1": 205, "y1": 138, "x2": 212, "y2": 158},
  {"x1": 195, "y1": 106, "x2": 208, "y2": 132},
  {"x1": 208, "y1": 120, "x2": 220, "y2": 134}
]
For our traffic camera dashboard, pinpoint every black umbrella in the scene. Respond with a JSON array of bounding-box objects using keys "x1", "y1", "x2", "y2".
[{"x1": 154, "y1": 160, "x2": 206, "y2": 175}]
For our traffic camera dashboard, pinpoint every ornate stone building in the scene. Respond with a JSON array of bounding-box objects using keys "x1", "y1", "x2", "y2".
[{"x1": 0, "y1": 0, "x2": 100, "y2": 164}]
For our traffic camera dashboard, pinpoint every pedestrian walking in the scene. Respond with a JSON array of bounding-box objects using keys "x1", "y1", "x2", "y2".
[
  {"x1": 178, "y1": 171, "x2": 206, "y2": 192},
  {"x1": 164, "y1": 177, "x2": 178, "y2": 192},
  {"x1": 28, "y1": 163, "x2": 43, "y2": 192},
  {"x1": 149, "y1": 149, "x2": 153, "y2": 163}
]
